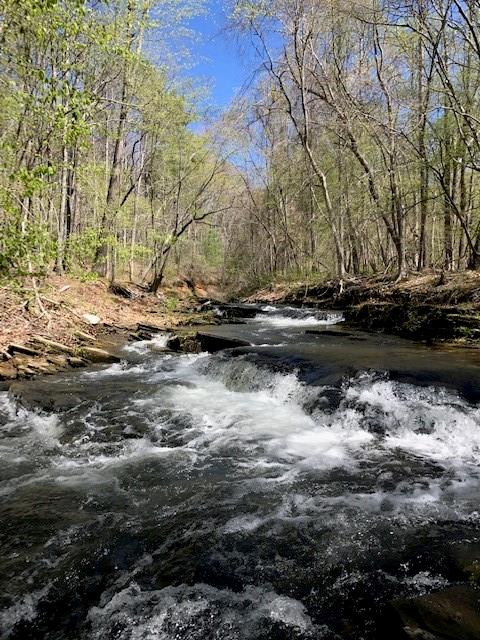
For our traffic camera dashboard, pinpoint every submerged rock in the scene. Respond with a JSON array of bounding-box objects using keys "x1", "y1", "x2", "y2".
[{"x1": 388, "y1": 585, "x2": 480, "y2": 639}]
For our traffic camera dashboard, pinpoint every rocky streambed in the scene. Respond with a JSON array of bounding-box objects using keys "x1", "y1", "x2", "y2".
[{"x1": 1, "y1": 304, "x2": 480, "y2": 639}]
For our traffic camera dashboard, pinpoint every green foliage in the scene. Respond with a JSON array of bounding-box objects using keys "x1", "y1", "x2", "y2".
[
  {"x1": 0, "y1": 208, "x2": 55, "y2": 282},
  {"x1": 202, "y1": 229, "x2": 223, "y2": 267},
  {"x1": 65, "y1": 229, "x2": 102, "y2": 273},
  {"x1": 165, "y1": 294, "x2": 179, "y2": 311}
]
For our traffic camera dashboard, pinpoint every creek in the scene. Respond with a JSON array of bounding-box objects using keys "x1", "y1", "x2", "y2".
[{"x1": 1, "y1": 305, "x2": 480, "y2": 639}]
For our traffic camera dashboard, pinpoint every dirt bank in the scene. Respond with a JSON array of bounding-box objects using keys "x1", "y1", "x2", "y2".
[
  {"x1": 0, "y1": 275, "x2": 219, "y2": 383},
  {"x1": 247, "y1": 271, "x2": 480, "y2": 344}
]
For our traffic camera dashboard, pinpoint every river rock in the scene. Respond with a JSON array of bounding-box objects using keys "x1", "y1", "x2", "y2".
[
  {"x1": 451, "y1": 542, "x2": 480, "y2": 581},
  {"x1": 166, "y1": 335, "x2": 181, "y2": 351},
  {"x1": 24, "y1": 359, "x2": 58, "y2": 375},
  {"x1": 388, "y1": 585, "x2": 480, "y2": 639},
  {"x1": 32, "y1": 336, "x2": 74, "y2": 355},
  {"x1": 81, "y1": 347, "x2": 120, "y2": 363},
  {"x1": 137, "y1": 322, "x2": 163, "y2": 334},
  {"x1": 67, "y1": 356, "x2": 88, "y2": 368},
  {"x1": 196, "y1": 332, "x2": 250, "y2": 352},
  {"x1": 213, "y1": 303, "x2": 261, "y2": 319},
  {"x1": 7, "y1": 343, "x2": 41, "y2": 357},
  {"x1": 46, "y1": 354, "x2": 69, "y2": 368},
  {"x1": 82, "y1": 313, "x2": 101, "y2": 325}
]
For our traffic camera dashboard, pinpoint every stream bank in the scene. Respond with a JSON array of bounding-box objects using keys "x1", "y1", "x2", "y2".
[
  {"x1": 2, "y1": 303, "x2": 480, "y2": 639},
  {"x1": 0, "y1": 275, "x2": 219, "y2": 384},
  {"x1": 247, "y1": 272, "x2": 480, "y2": 345}
]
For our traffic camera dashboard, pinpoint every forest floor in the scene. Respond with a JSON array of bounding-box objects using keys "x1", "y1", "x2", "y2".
[
  {"x1": 248, "y1": 271, "x2": 480, "y2": 345},
  {"x1": 0, "y1": 275, "x2": 222, "y2": 383}
]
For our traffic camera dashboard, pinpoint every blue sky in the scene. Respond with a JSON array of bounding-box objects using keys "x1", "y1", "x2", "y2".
[{"x1": 187, "y1": 0, "x2": 249, "y2": 109}]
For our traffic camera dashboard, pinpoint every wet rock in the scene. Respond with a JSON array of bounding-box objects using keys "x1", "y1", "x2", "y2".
[
  {"x1": 122, "y1": 426, "x2": 143, "y2": 439},
  {"x1": 128, "y1": 332, "x2": 144, "y2": 342},
  {"x1": 451, "y1": 543, "x2": 480, "y2": 582},
  {"x1": 137, "y1": 322, "x2": 163, "y2": 334},
  {"x1": 196, "y1": 332, "x2": 251, "y2": 353},
  {"x1": 178, "y1": 334, "x2": 203, "y2": 353},
  {"x1": 80, "y1": 347, "x2": 120, "y2": 363},
  {"x1": 166, "y1": 335, "x2": 181, "y2": 351},
  {"x1": 388, "y1": 585, "x2": 480, "y2": 640},
  {"x1": 16, "y1": 365, "x2": 36, "y2": 378},
  {"x1": 67, "y1": 356, "x2": 88, "y2": 368},
  {"x1": 213, "y1": 303, "x2": 260, "y2": 319}
]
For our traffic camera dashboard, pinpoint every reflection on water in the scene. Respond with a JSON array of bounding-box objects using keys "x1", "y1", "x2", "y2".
[{"x1": 1, "y1": 305, "x2": 480, "y2": 639}]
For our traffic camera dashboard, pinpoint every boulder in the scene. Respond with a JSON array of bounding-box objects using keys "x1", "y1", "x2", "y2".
[
  {"x1": 196, "y1": 332, "x2": 250, "y2": 353},
  {"x1": 388, "y1": 585, "x2": 480, "y2": 640},
  {"x1": 166, "y1": 335, "x2": 181, "y2": 351}
]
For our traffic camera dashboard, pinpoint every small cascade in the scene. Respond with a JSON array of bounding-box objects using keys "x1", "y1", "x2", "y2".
[
  {"x1": 256, "y1": 305, "x2": 344, "y2": 327},
  {"x1": 1, "y1": 318, "x2": 480, "y2": 640}
]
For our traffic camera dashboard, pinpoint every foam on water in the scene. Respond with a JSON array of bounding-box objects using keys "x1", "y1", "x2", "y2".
[
  {"x1": 123, "y1": 332, "x2": 172, "y2": 355},
  {"x1": 87, "y1": 582, "x2": 315, "y2": 640},
  {"x1": 3, "y1": 357, "x2": 480, "y2": 492},
  {"x1": 2, "y1": 342, "x2": 480, "y2": 639},
  {"x1": 141, "y1": 357, "x2": 480, "y2": 483},
  {"x1": 252, "y1": 305, "x2": 345, "y2": 327},
  {"x1": 0, "y1": 392, "x2": 61, "y2": 449},
  {"x1": 0, "y1": 585, "x2": 52, "y2": 638}
]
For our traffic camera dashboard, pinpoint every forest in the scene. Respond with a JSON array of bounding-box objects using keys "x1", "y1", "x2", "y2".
[
  {"x1": 4, "y1": 4, "x2": 480, "y2": 639},
  {"x1": 2, "y1": 0, "x2": 480, "y2": 294}
]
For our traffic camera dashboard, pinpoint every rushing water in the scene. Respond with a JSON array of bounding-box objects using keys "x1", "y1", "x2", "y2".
[{"x1": 1, "y1": 306, "x2": 480, "y2": 639}]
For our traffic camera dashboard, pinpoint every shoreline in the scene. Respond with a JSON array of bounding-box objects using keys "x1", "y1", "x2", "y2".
[
  {"x1": 0, "y1": 275, "x2": 219, "y2": 385},
  {"x1": 3, "y1": 270, "x2": 480, "y2": 385},
  {"x1": 246, "y1": 272, "x2": 480, "y2": 347}
]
